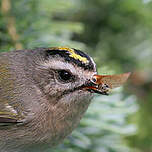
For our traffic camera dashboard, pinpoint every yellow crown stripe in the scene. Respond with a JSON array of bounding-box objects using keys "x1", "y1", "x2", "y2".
[{"x1": 50, "y1": 47, "x2": 89, "y2": 64}]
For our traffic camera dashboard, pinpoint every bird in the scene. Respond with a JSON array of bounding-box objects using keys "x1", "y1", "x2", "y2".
[{"x1": 0, "y1": 47, "x2": 130, "y2": 152}]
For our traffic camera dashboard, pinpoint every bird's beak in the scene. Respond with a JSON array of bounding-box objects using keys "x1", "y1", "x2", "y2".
[{"x1": 83, "y1": 72, "x2": 131, "y2": 95}]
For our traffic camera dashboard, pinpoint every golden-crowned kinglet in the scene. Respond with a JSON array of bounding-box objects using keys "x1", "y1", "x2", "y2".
[{"x1": 0, "y1": 47, "x2": 130, "y2": 152}]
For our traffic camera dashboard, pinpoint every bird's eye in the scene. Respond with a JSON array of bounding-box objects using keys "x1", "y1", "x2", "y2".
[{"x1": 58, "y1": 70, "x2": 73, "y2": 82}]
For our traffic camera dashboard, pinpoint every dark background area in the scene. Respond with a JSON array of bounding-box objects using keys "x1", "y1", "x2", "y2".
[{"x1": 1, "y1": 0, "x2": 152, "y2": 151}]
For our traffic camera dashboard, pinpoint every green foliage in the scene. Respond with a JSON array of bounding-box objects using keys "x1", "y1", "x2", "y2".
[{"x1": 1, "y1": 0, "x2": 152, "y2": 151}]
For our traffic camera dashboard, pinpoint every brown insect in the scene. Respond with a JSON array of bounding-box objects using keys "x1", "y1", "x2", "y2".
[{"x1": 85, "y1": 72, "x2": 131, "y2": 95}]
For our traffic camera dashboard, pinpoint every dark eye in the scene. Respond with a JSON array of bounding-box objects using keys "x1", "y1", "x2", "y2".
[{"x1": 58, "y1": 70, "x2": 73, "y2": 82}]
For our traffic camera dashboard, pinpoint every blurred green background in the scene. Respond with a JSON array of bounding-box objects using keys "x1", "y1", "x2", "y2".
[{"x1": 0, "y1": 0, "x2": 152, "y2": 152}]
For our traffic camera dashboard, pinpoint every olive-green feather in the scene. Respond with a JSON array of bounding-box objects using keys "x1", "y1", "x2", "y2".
[{"x1": 0, "y1": 59, "x2": 24, "y2": 125}]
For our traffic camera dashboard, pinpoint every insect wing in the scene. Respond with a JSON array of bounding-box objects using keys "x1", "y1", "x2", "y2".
[{"x1": 97, "y1": 73, "x2": 130, "y2": 89}]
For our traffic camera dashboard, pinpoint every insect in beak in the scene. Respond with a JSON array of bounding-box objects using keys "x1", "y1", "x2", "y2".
[{"x1": 84, "y1": 72, "x2": 131, "y2": 95}]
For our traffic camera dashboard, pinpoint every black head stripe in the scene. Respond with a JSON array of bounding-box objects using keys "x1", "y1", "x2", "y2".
[{"x1": 45, "y1": 47, "x2": 95, "y2": 71}]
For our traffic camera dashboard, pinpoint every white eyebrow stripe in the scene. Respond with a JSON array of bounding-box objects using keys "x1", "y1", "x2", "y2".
[{"x1": 41, "y1": 59, "x2": 77, "y2": 74}]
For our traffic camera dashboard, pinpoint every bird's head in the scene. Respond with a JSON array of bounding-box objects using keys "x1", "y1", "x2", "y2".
[
  {"x1": 32, "y1": 47, "x2": 99, "y2": 105},
  {"x1": 32, "y1": 47, "x2": 130, "y2": 105}
]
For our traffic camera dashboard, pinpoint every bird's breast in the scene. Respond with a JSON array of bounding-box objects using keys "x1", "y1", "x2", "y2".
[{"x1": 41, "y1": 94, "x2": 92, "y2": 146}]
